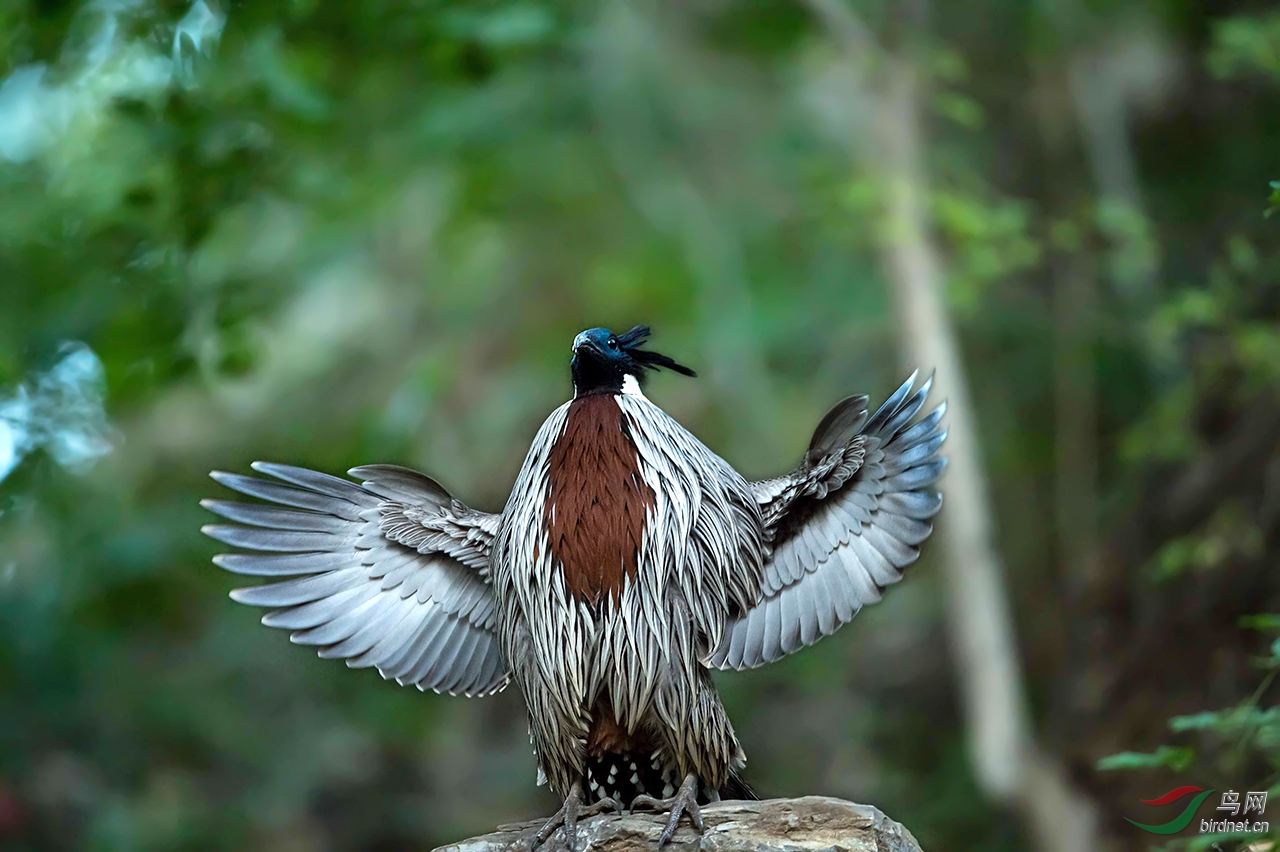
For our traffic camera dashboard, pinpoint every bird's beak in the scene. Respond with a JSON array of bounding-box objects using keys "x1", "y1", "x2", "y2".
[{"x1": 571, "y1": 332, "x2": 605, "y2": 357}]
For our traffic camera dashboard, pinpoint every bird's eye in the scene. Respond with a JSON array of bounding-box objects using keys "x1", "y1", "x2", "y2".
[{"x1": 607, "y1": 337, "x2": 618, "y2": 350}]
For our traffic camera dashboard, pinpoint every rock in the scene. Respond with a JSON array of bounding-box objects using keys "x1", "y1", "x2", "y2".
[{"x1": 433, "y1": 797, "x2": 923, "y2": 852}]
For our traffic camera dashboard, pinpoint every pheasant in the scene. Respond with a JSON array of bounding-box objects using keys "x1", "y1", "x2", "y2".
[{"x1": 202, "y1": 326, "x2": 947, "y2": 849}]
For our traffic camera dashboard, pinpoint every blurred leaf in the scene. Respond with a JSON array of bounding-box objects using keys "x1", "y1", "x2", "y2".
[
  {"x1": 1241, "y1": 615, "x2": 1280, "y2": 631},
  {"x1": 928, "y1": 46, "x2": 969, "y2": 83},
  {"x1": 1097, "y1": 747, "x2": 1196, "y2": 772},
  {"x1": 1208, "y1": 13, "x2": 1280, "y2": 80},
  {"x1": 933, "y1": 92, "x2": 984, "y2": 129},
  {"x1": 441, "y1": 5, "x2": 558, "y2": 47},
  {"x1": 932, "y1": 189, "x2": 1041, "y2": 314},
  {"x1": 1234, "y1": 323, "x2": 1280, "y2": 385},
  {"x1": 1120, "y1": 382, "x2": 1196, "y2": 464},
  {"x1": 1168, "y1": 711, "x2": 1226, "y2": 732},
  {"x1": 1095, "y1": 199, "x2": 1158, "y2": 294},
  {"x1": 1170, "y1": 706, "x2": 1280, "y2": 735},
  {"x1": 1146, "y1": 503, "x2": 1264, "y2": 581}
]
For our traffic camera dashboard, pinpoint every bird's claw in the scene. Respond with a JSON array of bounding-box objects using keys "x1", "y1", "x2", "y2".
[
  {"x1": 580, "y1": 796, "x2": 624, "y2": 818},
  {"x1": 630, "y1": 774, "x2": 704, "y2": 848},
  {"x1": 530, "y1": 783, "x2": 622, "y2": 852}
]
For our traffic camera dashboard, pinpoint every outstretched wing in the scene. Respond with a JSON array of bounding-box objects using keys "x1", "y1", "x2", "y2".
[
  {"x1": 708, "y1": 372, "x2": 946, "y2": 670},
  {"x1": 202, "y1": 462, "x2": 509, "y2": 697}
]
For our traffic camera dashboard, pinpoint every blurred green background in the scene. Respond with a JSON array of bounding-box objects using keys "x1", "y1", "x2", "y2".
[{"x1": 1, "y1": 0, "x2": 1279, "y2": 850}]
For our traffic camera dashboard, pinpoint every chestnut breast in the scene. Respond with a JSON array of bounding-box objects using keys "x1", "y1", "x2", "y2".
[{"x1": 544, "y1": 394, "x2": 654, "y2": 605}]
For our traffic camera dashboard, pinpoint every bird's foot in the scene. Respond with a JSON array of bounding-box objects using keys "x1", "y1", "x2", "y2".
[
  {"x1": 629, "y1": 773, "x2": 705, "y2": 849},
  {"x1": 530, "y1": 782, "x2": 623, "y2": 852}
]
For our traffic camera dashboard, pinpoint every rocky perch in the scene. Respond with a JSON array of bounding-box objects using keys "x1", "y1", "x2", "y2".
[{"x1": 434, "y1": 797, "x2": 923, "y2": 852}]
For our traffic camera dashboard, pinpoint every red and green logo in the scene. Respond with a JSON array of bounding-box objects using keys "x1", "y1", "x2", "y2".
[{"x1": 1127, "y1": 786, "x2": 1216, "y2": 834}]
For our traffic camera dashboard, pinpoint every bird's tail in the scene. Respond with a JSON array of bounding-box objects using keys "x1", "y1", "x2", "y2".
[{"x1": 719, "y1": 772, "x2": 759, "y2": 801}]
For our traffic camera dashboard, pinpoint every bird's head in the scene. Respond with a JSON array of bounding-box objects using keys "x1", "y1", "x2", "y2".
[{"x1": 570, "y1": 326, "x2": 696, "y2": 397}]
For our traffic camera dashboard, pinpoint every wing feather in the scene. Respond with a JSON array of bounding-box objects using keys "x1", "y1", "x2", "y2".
[
  {"x1": 319, "y1": 597, "x2": 412, "y2": 659},
  {"x1": 826, "y1": 560, "x2": 857, "y2": 624},
  {"x1": 249, "y1": 462, "x2": 378, "y2": 504},
  {"x1": 710, "y1": 373, "x2": 946, "y2": 670},
  {"x1": 758, "y1": 597, "x2": 776, "y2": 660},
  {"x1": 347, "y1": 601, "x2": 424, "y2": 668},
  {"x1": 201, "y1": 500, "x2": 350, "y2": 533},
  {"x1": 213, "y1": 551, "x2": 351, "y2": 577},
  {"x1": 204, "y1": 463, "x2": 509, "y2": 697},
  {"x1": 228, "y1": 571, "x2": 366, "y2": 607},
  {"x1": 880, "y1": 489, "x2": 943, "y2": 520},
  {"x1": 203, "y1": 525, "x2": 351, "y2": 553},
  {"x1": 347, "y1": 464, "x2": 451, "y2": 507},
  {"x1": 263, "y1": 583, "x2": 380, "y2": 631},
  {"x1": 210, "y1": 471, "x2": 366, "y2": 520}
]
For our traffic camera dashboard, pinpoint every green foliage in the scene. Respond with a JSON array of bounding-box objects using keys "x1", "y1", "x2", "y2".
[
  {"x1": 1097, "y1": 747, "x2": 1197, "y2": 773},
  {"x1": 1099, "y1": 619, "x2": 1280, "y2": 849},
  {"x1": 1147, "y1": 502, "x2": 1265, "y2": 581},
  {"x1": 933, "y1": 190, "x2": 1041, "y2": 314},
  {"x1": 1209, "y1": 13, "x2": 1280, "y2": 80},
  {"x1": 1121, "y1": 227, "x2": 1278, "y2": 468}
]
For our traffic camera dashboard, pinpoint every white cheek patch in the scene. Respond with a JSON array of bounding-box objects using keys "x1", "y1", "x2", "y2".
[{"x1": 620, "y1": 374, "x2": 648, "y2": 400}]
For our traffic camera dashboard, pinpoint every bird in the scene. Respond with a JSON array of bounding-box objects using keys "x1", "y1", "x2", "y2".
[{"x1": 201, "y1": 326, "x2": 947, "y2": 850}]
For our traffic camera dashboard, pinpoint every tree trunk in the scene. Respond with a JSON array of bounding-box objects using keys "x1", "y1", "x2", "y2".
[{"x1": 875, "y1": 56, "x2": 1102, "y2": 852}]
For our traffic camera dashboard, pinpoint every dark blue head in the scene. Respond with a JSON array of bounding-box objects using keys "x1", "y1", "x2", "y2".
[{"x1": 570, "y1": 326, "x2": 696, "y2": 396}]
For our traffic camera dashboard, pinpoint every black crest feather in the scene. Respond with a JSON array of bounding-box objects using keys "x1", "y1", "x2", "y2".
[{"x1": 617, "y1": 326, "x2": 697, "y2": 377}]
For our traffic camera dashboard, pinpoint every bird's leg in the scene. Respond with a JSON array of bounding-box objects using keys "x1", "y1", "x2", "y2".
[
  {"x1": 530, "y1": 781, "x2": 623, "y2": 852},
  {"x1": 629, "y1": 773, "x2": 705, "y2": 848}
]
